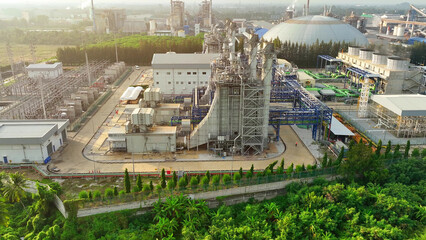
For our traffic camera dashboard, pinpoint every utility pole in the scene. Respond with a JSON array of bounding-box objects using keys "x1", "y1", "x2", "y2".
[
  {"x1": 39, "y1": 76, "x2": 47, "y2": 119},
  {"x1": 91, "y1": 0, "x2": 97, "y2": 33},
  {"x1": 114, "y1": 34, "x2": 119, "y2": 63},
  {"x1": 85, "y1": 52, "x2": 92, "y2": 86}
]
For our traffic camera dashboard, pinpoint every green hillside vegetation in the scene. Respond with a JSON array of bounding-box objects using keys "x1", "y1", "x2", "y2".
[
  {"x1": 57, "y1": 34, "x2": 204, "y2": 66},
  {"x1": 1, "y1": 143, "x2": 425, "y2": 239}
]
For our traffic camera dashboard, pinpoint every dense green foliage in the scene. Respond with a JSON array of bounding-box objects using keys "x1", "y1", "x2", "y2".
[
  {"x1": 410, "y1": 42, "x2": 426, "y2": 65},
  {"x1": 3, "y1": 156, "x2": 424, "y2": 239},
  {"x1": 56, "y1": 34, "x2": 204, "y2": 66},
  {"x1": 275, "y1": 39, "x2": 349, "y2": 68}
]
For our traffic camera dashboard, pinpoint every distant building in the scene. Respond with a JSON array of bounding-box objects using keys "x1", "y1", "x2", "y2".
[
  {"x1": 94, "y1": 9, "x2": 126, "y2": 34},
  {"x1": 26, "y1": 62, "x2": 63, "y2": 79},
  {"x1": 151, "y1": 52, "x2": 219, "y2": 95},
  {"x1": 0, "y1": 120, "x2": 69, "y2": 164}
]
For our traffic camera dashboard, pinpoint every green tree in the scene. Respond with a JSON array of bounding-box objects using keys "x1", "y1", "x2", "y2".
[
  {"x1": 167, "y1": 180, "x2": 176, "y2": 190},
  {"x1": 422, "y1": 148, "x2": 426, "y2": 158},
  {"x1": 335, "y1": 147, "x2": 344, "y2": 166},
  {"x1": 394, "y1": 144, "x2": 401, "y2": 159},
  {"x1": 178, "y1": 177, "x2": 187, "y2": 190},
  {"x1": 136, "y1": 174, "x2": 142, "y2": 191},
  {"x1": 113, "y1": 186, "x2": 118, "y2": 196},
  {"x1": 385, "y1": 140, "x2": 392, "y2": 158},
  {"x1": 0, "y1": 198, "x2": 9, "y2": 227},
  {"x1": 104, "y1": 188, "x2": 114, "y2": 199},
  {"x1": 172, "y1": 171, "x2": 177, "y2": 183},
  {"x1": 233, "y1": 172, "x2": 241, "y2": 184},
  {"x1": 88, "y1": 191, "x2": 92, "y2": 200},
  {"x1": 250, "y1": 164, "x2": 254, "y2": 176},
  {"x1": 239, "y1": 167, "x2": 243, "y2": 177},
  {"x1": 124, "y1": 168, "x2": 131, "y2": 193},
  {"x1": 212, "y1": 175, "x2": 220, "y2": 188},
  {"x1": 190, "y1": 177, "x2": 199, "y2": 189},
  {"x1": 404, "y1": 140, "x2": 410, "y2": 159},
  {"x1": 200, "y1": 176, "x2": 209, "y2": 189},
  {"x1": 411, "y1": 148, "x2": 420, "y2": 158},
  {"x1": 287, "y1": 163, "x2": 294, "y2": 175},
  {"x1": 205, "y1": 170, "x2": 210, "y2": 182},
  {"x1": 2, "y1": 173, "x2": 28, "y2": 206},
  {"x1": 322, "y1": 152, "x2": 328, "y2": 168},
  {"x1": 161, "y1": 169, "x2": 166, "y2": 188},
  {"x1": 375, "y1": 139, "x2": 382, "y2": 156},
  {"x1": 340, "y1": 141, "x2": 387, "y2": 183},
  {"x1": 280, "y1": 158, "x2": 285, "y2": 169},
  {"x1": 222, "y1": 174, "x2": 231, "y2": 185}
]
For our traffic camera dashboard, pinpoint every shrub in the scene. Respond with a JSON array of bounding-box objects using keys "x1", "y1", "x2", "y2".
[
  {"x1": 287, "y1": 163, "x2": 294, "y2": 175},
  {"x1": 190, "y1": 176, "x2": 199, "y2": 189},
  {"x1": 276, "y1": 166, "x2": 284, "y2": 174},
  {"x1": 132, "y1": 186, "x2": 140, "y2": 193},
  {"x1": 142, "y1": 184, "x2": 151, "y2": 193},
  {"x1": 48, "y1": 182, "x2": 62, "y2": 195},
  {"x1": 411, "y1": 148, "x2": 420, "y2": 157},
  {"x1": 78, "y1": 191, "x2": 88, "y2": 199},
  {"x1": 167, "y1": 180, "x2": 176, "y2": 190},
  {"x1": 93, "y1": 190, "x2": 101, "y2": 200},
  {"x1": 223, "y1": 174, "x2": 231, "y2": 185},
  {"x1": 119, "y1": 190, "x2": 126, "y2": 199},
  {"x1": 246, "y1": 171, "x2": 253, "y2": 179},
  {"x1": 113, "y1": 186, "x2": 118, "y2": 196},
  {"x1": 233, "y1": 173, "x2": 241, "y2": 184},
  {"x1": 200, "y1": 176, "x2": 209, "y2": 188},
  {"x1": 104, "y1": 188, "x2": 114, "y2": 199},
  {"x1": 88, "y1": 191, "x2": 92, "y2": 200},
  {"x1": 178, "y1": 177, "x2": 187, "y2": 189},
  {"x1": 156, "y1": 184, "x2": 163, "y2": 193},
  {"x1": 212, "y1": 175, "x2": 220, "y2": 187},
  {"x1": 239, "y1": 167, "x2": 243, "y2": 177},
  {"x1": 421, "y1": 148, "x2": 426, "y2": 158}
]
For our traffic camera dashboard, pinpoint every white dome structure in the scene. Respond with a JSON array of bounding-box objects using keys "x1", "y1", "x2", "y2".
[{"x1": 263, "y1": 15, "x2": 369, "y2": 46}]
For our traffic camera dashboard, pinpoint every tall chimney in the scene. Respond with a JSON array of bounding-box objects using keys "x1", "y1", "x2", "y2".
[
  {"x1": 307, "y1": 0, "x2": 310, "y2": 16},
  {"x1": 91, "y1": 0, "x2": 97, "y2": 32}
]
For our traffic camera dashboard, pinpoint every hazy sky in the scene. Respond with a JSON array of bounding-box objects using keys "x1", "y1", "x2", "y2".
[{"x1": 1, "y1": 0, "x2": 425, "y2": 8}]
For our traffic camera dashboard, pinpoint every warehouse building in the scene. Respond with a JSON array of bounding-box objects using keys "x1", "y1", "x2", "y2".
[
  {"x1": 151, "y1": 52, "x2": 219, "y2": 95},
  {"x1": 0, "y1": 120, "x2": 69, "y2": 164}
]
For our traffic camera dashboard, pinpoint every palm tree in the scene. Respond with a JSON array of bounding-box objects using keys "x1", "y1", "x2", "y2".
[
  {"x1": 2, "y1": 173, "x2": 28, "y2": 207},
  {"x1": 0, "y1": 198, "x2": 9, "y2": 227}
]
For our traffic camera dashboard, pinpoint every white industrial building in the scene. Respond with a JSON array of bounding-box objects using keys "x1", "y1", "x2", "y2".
[
  {"x1": 0, "y1": 120, "x2": 69, "y2": 164},
  {"x1": 151, "y1": 52, "x2": 219, "y2": 95},
  {"x1": 338, "y1": 47, "x2": 426, "y2": 94},
  {"x1": 26, "y1": 62, "x2": 64, "y2": 79},
  {"x1": 369, "y1": 94, "x2": 426, "y2": 138}
]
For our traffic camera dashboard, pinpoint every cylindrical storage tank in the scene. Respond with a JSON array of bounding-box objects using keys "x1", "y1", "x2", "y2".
[
  {"x1": 359, "y1": 49, "x2": 373, "y2": 60},
  {"x1": 396, "y1": 25, "x2": 405, "y2": 37},
  {"x1": 372, "y1": 53, "x2": 388, "y2": 65},
  {"x1": 386, "y1": 57, "x2": 409, "y2": 71},
  {"x1": 181, "y1": 119, "x2": 191, "y2": 132},
  {"x1": 348, "y1": 46, "x2": 361, "y2": 56}
]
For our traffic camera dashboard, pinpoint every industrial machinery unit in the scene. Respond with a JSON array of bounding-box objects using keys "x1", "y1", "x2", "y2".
[
  {"x1": 188, "y1": 21, "x2": 273, "y2": 156},
  {"x1": 338, "y1": 46, "x2": 426, "y2": 95}
]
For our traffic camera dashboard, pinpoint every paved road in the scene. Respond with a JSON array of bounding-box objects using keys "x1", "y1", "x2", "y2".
[{"x1": 53, "y1": 68, "x2": 315, "y2": 174}]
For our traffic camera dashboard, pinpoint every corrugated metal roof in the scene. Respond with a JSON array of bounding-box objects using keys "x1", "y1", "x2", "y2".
[
  {"x1": 331, "y1": 116, "x2": 355, "y2": 136},
  {"x1": 0, "y1": 120, "x2": 69, "y2": 145},
  {"x1": 26, "y1": 62, "x2": 62, "y2": 70},
  {"x1": 319, "y1": 89, "x2": 336, "y2": 96},
  {"x1": 371, "y1": 94, "x2": 426, "y2": 117},
  {"x1": 263, "y1": 15, "x2": 368, "y2": 46},
  {"x1": 152, "y1": 53, "x2": 219, "y2": 69}
]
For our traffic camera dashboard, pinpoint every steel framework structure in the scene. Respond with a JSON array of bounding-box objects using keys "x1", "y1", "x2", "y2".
[{"x1": 0, "y1": 61, "x2": 109, "y2": 120}]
